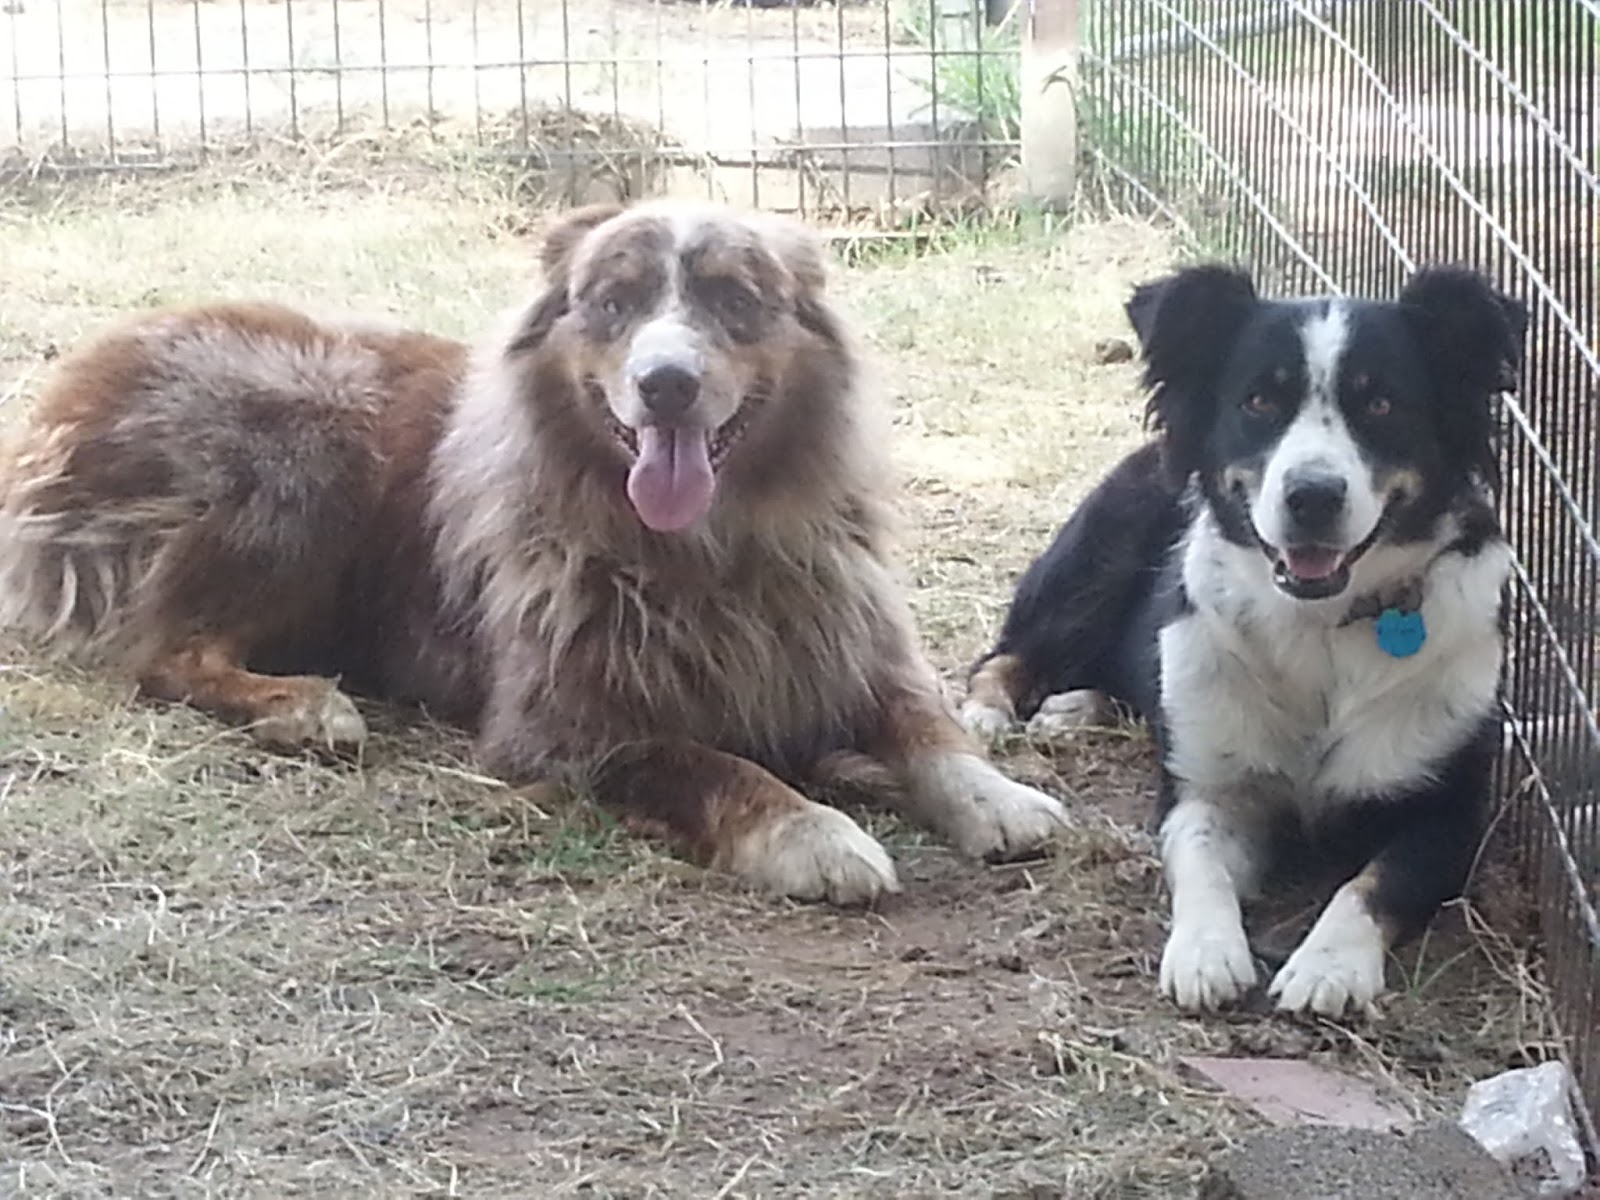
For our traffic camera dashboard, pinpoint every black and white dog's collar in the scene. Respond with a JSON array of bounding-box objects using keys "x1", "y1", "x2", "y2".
[
  {"x1": 1340, "y1": 576, "x2": 1430, "y2": 659},
  {"x1": 1338, "y1": 519, "x2": 1487, "y2": 629},
  {"x1": 1340, "y1": 577, "x2": 1424, "y2": 626}
]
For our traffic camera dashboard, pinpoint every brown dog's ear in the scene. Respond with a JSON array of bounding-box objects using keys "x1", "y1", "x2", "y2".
[
  {"x1": 748, "y1": 211, "x2": 829, "y2": 296},
  {"x1": 775, "y1": 221, "x2": 829, "y2": 296},
  {"x1": 506, "y1": 204, "x2": 625, "y2": 357},
  {"x1": 748, "y1": 212, "x2": 841, "y2": 343},
  {"x1": 538, "y1": 202, "x2": 625, "y2": 283}
]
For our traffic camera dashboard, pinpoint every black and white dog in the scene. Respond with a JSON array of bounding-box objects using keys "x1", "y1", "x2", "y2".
[{"x1": 963, "y1": 263, "x2": 1527, "y2": 1018}]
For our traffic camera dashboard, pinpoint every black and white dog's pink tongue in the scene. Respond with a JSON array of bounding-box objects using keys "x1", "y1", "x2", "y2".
[
  {"x1": 626, "y1": 425, "x2": 715, "y2": 532},
  {"x1": 1283, "y1": 547, "x2": 1342, "y2": 580}
]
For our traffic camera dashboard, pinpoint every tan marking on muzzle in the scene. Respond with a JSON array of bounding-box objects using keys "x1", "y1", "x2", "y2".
[{"x1": 1222, "y1": 463, "x2": 1263, "y2": 495}]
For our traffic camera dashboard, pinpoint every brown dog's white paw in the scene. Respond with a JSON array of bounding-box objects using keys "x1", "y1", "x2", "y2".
[
  {"x1": 250, "y1": 682, "x2": 368, "y2": 754},
  {"x1": 731, "y1": 802, "x2": 900, "y2": 907},
  {"x1": 912, "y1": 752, "x2": 1071, "y2": 862}
]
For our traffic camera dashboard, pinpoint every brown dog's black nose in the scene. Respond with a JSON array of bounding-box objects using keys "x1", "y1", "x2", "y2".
[{"x1": 636, "y1": 364, "x2": 701, "y2": 419}]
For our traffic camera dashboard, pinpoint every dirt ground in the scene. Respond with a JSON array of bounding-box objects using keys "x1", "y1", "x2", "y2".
[{"x1": 0, "y1": 167, "x2": 1565, "y2": 1197}]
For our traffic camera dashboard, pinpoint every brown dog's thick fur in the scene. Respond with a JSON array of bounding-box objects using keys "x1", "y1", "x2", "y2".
[{"x1": 0, "y1": 199, "x2": 1069, "y2": 905}]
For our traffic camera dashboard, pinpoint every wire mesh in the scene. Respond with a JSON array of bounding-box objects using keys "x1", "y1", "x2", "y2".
[
  {"x1": 0, "y1": 0, "x2": 1022, "y2": 216},
  {"x1": 1081, "y1": 0, "x2": 1600, "y2": 1136}
]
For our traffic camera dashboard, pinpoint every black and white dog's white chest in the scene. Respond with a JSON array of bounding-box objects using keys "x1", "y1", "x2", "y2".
[{"x1": 1157, "y1": 514, "x2": 1510, "y2": 814}]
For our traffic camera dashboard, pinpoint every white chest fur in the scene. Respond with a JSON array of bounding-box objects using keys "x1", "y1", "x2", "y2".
[{"x1": 1159, "y1": 516, "x2": 1510, "y2": 815}]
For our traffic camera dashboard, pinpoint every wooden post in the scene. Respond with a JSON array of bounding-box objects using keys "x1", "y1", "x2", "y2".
[
  {"x1": 936, "y1": 0, "x2": 980, "y2": 54},
  {"x1": 1020, "y1": 0, "x2": 1079, "y2": 211}
]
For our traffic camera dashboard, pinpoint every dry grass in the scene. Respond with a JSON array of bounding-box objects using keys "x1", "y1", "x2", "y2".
[{"x1": 0, "y1": 169, "x2": 1561, "y2": 1198}]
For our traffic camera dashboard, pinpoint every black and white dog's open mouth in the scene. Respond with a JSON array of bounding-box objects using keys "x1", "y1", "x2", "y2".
[
  {"x1": 1264, "y1": 521, "x2": 1391, "y2": 600},
  {"x1": 1269, "y1": 544, "x2": 1356, "y2": 599},
  {"x1": 1258, "y1": 497, "x2": 1399, "y2": 601}
]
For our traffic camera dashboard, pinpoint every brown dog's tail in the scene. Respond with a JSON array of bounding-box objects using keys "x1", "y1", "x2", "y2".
[{"x1": 0, "y1": 423, "x2": 191, "y2": 658}]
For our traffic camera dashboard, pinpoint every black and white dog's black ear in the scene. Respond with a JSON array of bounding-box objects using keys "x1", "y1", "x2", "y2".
[
  {"x1": 1126, "y1": 263, "x2": 1259, "y2": 485},
  {"x1": 1491, "y1": 290, "x2": 1530, "y2": 393},
  {"x1": 1125, "y1": 263, "x2": 1258, "y2": 371},
  {"x1": 1400, "y1": 265, "x2": 1528, "y2": 397},
  {"x1": 1123, "y1": 278, "x2": 1166, "y2": 348},
  {"x1": 1400, "y1": 266, "x2": 1528, "y2": 487}
]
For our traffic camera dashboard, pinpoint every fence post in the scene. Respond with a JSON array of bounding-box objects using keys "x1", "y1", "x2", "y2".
[
  {"x1": 936, "y1": 0, "x2": 980, "y2": 53},
  {"x1": 1020, "y1": 0, "x2": 1080, "y2": 211}
]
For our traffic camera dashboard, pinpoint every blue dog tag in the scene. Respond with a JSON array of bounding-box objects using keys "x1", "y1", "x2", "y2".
[{"x1": 1375, "y1": 607, "x2": 1427, "y2": 658}]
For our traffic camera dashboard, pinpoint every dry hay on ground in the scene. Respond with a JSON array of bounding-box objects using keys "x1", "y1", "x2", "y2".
[{"x1": 0, "y1": 172, "x2": 1560, "y2": 1198}]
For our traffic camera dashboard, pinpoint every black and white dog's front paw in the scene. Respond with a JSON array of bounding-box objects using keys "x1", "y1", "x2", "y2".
[
  {"x1": 1268, "y1": 886, "x2": 1387, "y2": 1018},
  {"x1": 959, "y1": 697, "x2": 1016, "y2": 746},
  {"x1": 1024, "y1": 689, "x2": 1115, "y2": 741},
  {"x1": 1160, "y1": 921, "x2": 1258, "y2": 1012}
]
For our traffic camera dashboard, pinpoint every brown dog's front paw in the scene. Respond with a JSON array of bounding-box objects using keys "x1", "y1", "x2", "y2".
[
  {"x1": 727, "y1": 802, "x2": 900, "y2": 907},
  {"x1": 913, "y1": 752, "x2": 1072, "y2": 862},
  {"x1": 250, "y1": 682, "x2": 368, "y2": 755}
]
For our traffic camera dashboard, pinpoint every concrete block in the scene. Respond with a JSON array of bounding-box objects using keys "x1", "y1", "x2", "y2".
[{"x1": 1200, "y1": 1122, "x2": 1529, "y2": 1200}]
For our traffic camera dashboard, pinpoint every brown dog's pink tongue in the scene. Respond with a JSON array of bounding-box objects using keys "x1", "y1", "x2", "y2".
[{"x1": 626, "y1": 425, "x2": 716, "y2": 532}]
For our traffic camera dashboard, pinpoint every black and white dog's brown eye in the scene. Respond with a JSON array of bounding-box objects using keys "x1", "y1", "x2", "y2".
[
  {"x1": 1366, "y1": 395, "x2": 1393, "y2": 418},
  {"x1": 1244, "y1": 393, "x2": 1278, "y2": 416}
]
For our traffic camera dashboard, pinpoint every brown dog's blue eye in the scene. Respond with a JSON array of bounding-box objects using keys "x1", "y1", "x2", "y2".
[
  {"x1": 600, "y1": 296, "x2": 623, "y2": 319},
  {"x1": 712, "y1": 281, "x2": 758, "y2": 319}
]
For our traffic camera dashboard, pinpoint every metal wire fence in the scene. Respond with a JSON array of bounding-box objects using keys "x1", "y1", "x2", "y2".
[
  {"x1": 0, "y1": 0, "x2": 1023, "y2": 214},
  {"x1": 1079, "y1": 0, "x2": 1600, "y2": 1137}
]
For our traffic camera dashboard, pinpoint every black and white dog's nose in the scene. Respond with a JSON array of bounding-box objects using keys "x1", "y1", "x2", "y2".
[
  {"x1": 635, "y1": 363, "x2": 702, "y2": 419},
  {"x1": 1283, "y1": 468, "x2": 1348, "y2": 537}
]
